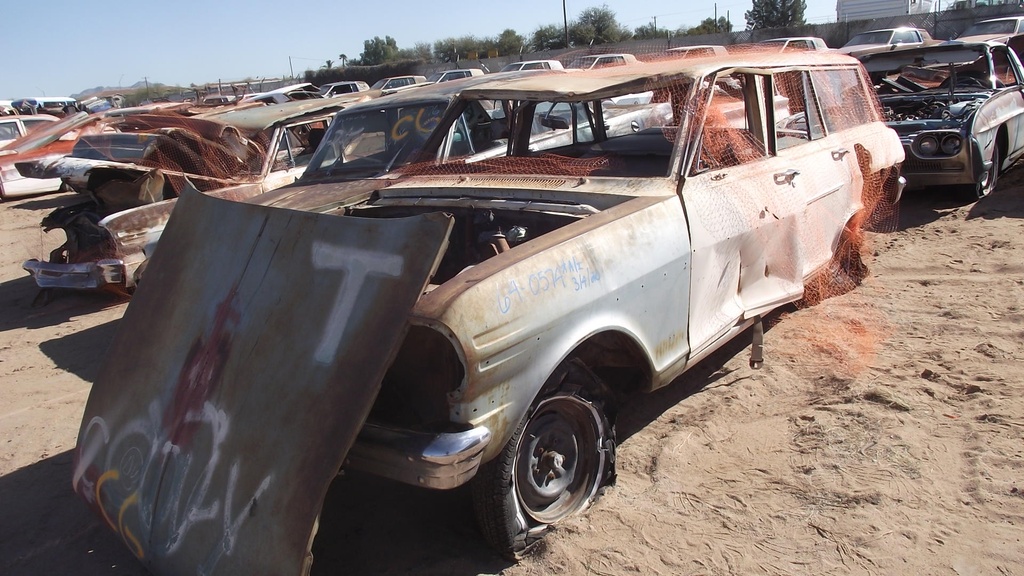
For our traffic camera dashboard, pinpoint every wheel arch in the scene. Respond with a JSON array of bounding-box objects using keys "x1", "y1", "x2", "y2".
[
  {"x1": 996, "y1": 124, "x2": 1009, "y2": 173},
  {"x1": 480, "y1": 326, "x2": 654, "y2": 458}
]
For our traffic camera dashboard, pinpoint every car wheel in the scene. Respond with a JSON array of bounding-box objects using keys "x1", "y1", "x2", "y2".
[
  {"x1": 963, "y1": 142, "x2": 1000, "y2": 200},
  {"x1": 471, "y1": 362, "x2": 614, "y2": 558}
]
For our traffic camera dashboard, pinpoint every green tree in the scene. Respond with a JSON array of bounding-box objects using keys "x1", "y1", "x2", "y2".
[
  {"x1": 745, "y1": 0, "x2": 806, "y2": 30},
  {"x1": 397, "y1": 42, "x2": 433, "y2": 62},
  {"x1": 357, "y1": 35, "x2": 400, "y2": 66},
  {"x1": 570, "y1": 5, "x2": 631, "y2": 46},
  {"x1": 531, "y1": 24, "x2": 566, "y2": 51},
  {"x1": 323, "y1": 59, "x2": 334, "y2": 69},
  {"x1": 434, "y1": 35, "x2": 496, "y2": 61},
  {"x1": 633, "y1": 22, "x2": 663, "y2": 40},
  {"x1": 338, "y1": 54, "x2": 348, "y2": 67},
  {"x1": 495, "y1": 28, "x2": 526, "y2": 57},
  {"x1": 687, "y1": 16, "x2": 733, "y2": 35}
]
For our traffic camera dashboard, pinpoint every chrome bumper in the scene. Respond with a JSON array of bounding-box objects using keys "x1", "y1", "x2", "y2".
[
  {"x1": 345, "y1": 422, "x2": 491, "y2": 489},
  {"x1": 23, "y1": 258, "x2": 124, "y2": 289}
]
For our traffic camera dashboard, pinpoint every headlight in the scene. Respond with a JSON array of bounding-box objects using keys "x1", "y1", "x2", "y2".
[
  {"x1": 919, "y1": 135, "x2": 939, "y2": 156},
  {"x1": 940, "y1": 134, "x2": 962, "y2": 155}
]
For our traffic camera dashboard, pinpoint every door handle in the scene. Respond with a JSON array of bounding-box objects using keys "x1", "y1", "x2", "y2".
[
  {"x1": 832, "y1": 148, "x2": 850, "y2": 160},
  {"x1": 773, "y1": 169, "x2": 800, "y2": 186}
]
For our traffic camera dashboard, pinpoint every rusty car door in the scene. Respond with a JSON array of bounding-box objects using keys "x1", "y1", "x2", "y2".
[
  {"x1": 72, "y1": 188, "x2": 453, "y2": 575},
  {"x1": 682, "y1": 71, "x2": 807, "y2": 357}
]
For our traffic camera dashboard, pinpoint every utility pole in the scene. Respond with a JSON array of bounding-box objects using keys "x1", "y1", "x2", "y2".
[
  {"x1": 144, "y1": 76, "x2": 150, "y2": 101},
  {"x1": 289, "y1": 56, "x2": 294, "y2": 80},
  {"x1": 652, "y1": 16, "x2": 657, "y2": 36},
  {"x1": 563, "y1": 0, "x2": 569, "y2": 49}
]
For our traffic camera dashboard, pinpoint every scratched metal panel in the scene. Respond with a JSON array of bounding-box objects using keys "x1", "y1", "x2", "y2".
[{"x1": 72, "y1": 187, "x2": 453, "y2": 575}]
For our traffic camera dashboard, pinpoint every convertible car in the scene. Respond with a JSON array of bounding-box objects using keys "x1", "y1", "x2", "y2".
[{"x1": 859, "y1": 41, "x2": 1024, "y2": 199}]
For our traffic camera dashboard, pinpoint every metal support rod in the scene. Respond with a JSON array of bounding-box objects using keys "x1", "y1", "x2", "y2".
[
  {"x1": 563, "y1": 0, "x2": 570, "y2": 48},
  {"x1": 749, "y1": 317, "x2": 764, "y2": 370}
]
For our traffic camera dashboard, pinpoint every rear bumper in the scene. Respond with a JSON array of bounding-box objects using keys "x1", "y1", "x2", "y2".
[
  {"x1": 345, "y1": 422, "x2": 491, "y2": 489},
  {"x1": 23, "y1": 258, "x2": 124, "y2": 289}
]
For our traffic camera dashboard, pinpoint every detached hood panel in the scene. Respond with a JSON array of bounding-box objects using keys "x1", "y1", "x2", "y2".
[
  {"x1": 72, "y1": 188, "x2": 453, "y2": 575},
  {"x1": 16, "y1": 155, "x2": 148, "y2": 182}
]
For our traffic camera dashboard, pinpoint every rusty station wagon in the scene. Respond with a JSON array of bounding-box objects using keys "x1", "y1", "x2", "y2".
[{"x1": 72, "y1": 51, "x2": 904, "y2": 574}]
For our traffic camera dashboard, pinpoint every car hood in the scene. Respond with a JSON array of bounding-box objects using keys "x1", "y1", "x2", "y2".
[
  {"x1": 71, "y1": 187, "x2": 453, "y2": 575},
  {"x1": 17, "y1": 155, "x2": 152, "y2": 182}
]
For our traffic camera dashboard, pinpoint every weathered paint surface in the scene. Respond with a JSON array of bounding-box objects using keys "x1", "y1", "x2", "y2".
[
  {"x1": 100, "y1": 183, "x2": 267, "y2": 286},
  {"x1": 72, "y1": 188, "x2": 453, "y2": 575}
]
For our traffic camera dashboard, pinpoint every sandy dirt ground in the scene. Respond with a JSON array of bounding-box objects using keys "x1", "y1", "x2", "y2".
[{"x1": 1, "y1": 175, "x2": 1022, "y2": 575}]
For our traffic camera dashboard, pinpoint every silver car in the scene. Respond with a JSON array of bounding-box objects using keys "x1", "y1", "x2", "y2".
[{"x1": 860, "y1": 41, "x2": 1024, "y2": 198}]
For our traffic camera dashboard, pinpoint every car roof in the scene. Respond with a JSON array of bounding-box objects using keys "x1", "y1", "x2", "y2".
[
  {"x1": 581, "y1": 53, "x2": 635, "y2": 59},
  {"x1": 762, "y1": 36, "x2": 822, "y2": 42},
  {"x1": 199, "y1": 95, "x2": 370, "y2": 130},
  {"x1": 462, "y1": 51, "x2": 859, "y2": 102},
  {"x1": 976, "y1": 16, "x2": 1024, "y2": 23},
  {"x1": 340, "y1": 70, "x2": 555, "y2": 112},
  {"x1": 668, "y1": 44, "x2": 725, "y2": 50},
  {"x1": 856, "y1": 26, "x2": 922, "y2": 34}
]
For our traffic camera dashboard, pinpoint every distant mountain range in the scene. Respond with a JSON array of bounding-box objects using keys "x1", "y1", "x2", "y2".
[{"x1": 71, "y1": 80, "x2": 163, "y2": 99}]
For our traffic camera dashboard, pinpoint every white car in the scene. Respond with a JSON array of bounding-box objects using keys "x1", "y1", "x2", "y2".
[
  {"x1": 567, "y1": 53, "x2": 639, "y2": 69},
  {"x1": 0, "y1": 114, "x2": 70, "y2": 200},
  {"x1": 956, "y1": 16, "x2": 1024, "y2": 44},
  {"x1": 72, "y1": 51, "x2": 905, "y2": 572},
  {"x1": 499, "y1": 60, "x2": 565, "y2": 72},
  {"x1": 425, "y1": 69, "x2": 485, "y2": 83},
  {"x1": 838, "y1": 27, "x2": 934, "y2": 56},
  {"x1": 667, "y1": 45, "x2": 729, "y2": 58},
  {"x1": 759, "y1": 37, "x2": 830, "y2": 51},
  {"x1": 0, "y1": 114, "x2": 58, "y2": 148},
  {"x1": 240, "y1": 83, "x2": 323, "y2": 104},
  {"x1": 370, "y1": 75, "x2": 428, "y2": 94},
  {"x1": 318, "y1": 81, "x2": 371, "y2": 97}
]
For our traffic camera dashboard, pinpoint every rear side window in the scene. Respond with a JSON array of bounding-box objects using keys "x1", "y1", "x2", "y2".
[
  {"x1": 783, "y1": 40, "x2": 812, "y2": 52},
  {"x1": 892, "y1": 30, "x2": 920, "y2": 44},
  {"x1": 0, "y1": 121, "x2": 20, "y2": 140},
  {"x1": 774, "y1": 71, "x2": 826, "y2": 150},
  {"x1": 993, "y1": 47, "x2": 1020, "y2": 86},
  {"x1": 811, "y1": 68, "x2": 878, "y2": 133}
]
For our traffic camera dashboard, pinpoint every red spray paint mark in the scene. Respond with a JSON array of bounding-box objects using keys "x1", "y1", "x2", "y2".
[{"x1": 162, "y1": 289, "x2": 241, "y2": 446}]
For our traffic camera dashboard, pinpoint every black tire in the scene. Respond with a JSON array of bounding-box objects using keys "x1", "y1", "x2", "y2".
[
  {"x1": 961, "y1": 142, "x2": 1000, "y2": 201},
  {"x1": 471, "y1": 361, "x2": 615, "y2": 558}
]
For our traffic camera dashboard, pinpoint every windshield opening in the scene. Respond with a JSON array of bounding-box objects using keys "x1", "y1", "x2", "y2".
[{"x1": 304, "y1": 102, "x2": 448, "y2": 179}]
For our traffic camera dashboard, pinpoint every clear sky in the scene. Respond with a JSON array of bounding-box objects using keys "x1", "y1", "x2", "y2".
[{"x1": 2, "y1": 0, "x2": 841, "y2": 99}]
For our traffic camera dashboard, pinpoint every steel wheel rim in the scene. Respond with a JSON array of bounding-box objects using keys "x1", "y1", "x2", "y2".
[{"x1": 514, "y1": 394, "x2": 605, "y2": 524}]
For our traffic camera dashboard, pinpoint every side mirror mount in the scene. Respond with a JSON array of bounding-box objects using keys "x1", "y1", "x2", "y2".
[{"x1": 540, "y1": 115, "x2": 571, "y2": 130}]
